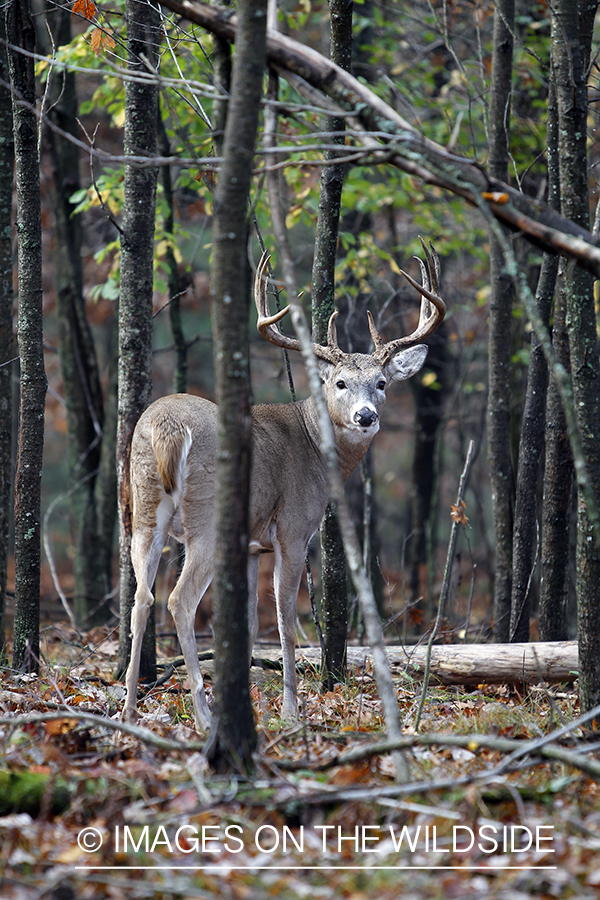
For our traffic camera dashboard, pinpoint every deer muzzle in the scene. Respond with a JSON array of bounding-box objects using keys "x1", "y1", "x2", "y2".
[{"x1": 354, "y1": 407, "x2": 379, "y2": 428}]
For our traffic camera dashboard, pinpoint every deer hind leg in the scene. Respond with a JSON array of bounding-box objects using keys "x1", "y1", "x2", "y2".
[
  {"x1": 273, "y1": 541, "x2": 305, "y2": 721},
  {"x1": 247, "y1": 553, "x2": 260, "y2": 666},
  {"x1": 124, "y1": 498, "x2": 171, "y2": 722},
  {"x1": 167, "y1": 537, "x2": 214, "y2": 730}
]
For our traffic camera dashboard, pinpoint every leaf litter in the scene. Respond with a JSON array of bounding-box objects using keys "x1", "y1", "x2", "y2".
[{"x1": 0, "y1": 624, "x2": 599, "y2": 899}]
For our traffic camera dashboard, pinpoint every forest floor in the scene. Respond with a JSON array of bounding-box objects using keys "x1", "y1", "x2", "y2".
[{"x1": 1, "y1": 622, "x2": 600, "y2": 899}]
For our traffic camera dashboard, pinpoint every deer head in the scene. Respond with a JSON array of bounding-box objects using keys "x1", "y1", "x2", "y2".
[{"x1": 254, "y1": 237, "x2": 446, "y2": 437}]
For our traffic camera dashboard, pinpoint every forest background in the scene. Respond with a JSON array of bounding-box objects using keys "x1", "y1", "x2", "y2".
[{"x1": 3, "y1": 0, "x2": 600, "y2": 897}]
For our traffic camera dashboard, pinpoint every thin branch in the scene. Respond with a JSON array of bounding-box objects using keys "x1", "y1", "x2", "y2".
[
  {"x1": 0, "y1": 709, "x2": 205, "y2": 751},
  {"x1": 415, "y1": 440, "x2": 475, "y2": 730}
]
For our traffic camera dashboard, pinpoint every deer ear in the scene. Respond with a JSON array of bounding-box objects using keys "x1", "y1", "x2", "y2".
[{"x1": 385, "y1": 344, "x2": 428, "y2": 382}]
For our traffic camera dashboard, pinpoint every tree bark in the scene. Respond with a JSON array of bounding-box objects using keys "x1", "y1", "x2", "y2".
[
  {"x1": 487, "y1": 0, "x2": 515, "y2": 643},
  {"x1": 8, "y1": 0, "x2": 47, "y2": 672},
  {"x1": 540, "y1": 277, "x2": 573, "y2": 639},
  {"x1": 510, "y1": 77, "x2": 560, "y2": 643},
  {"x1": 44, "y1": 3, "x2": 110, "y2": 627},
  {"x1": 406, "y1": 328, "x2": 449, "y2": 608},
  {"x1": 552, "y1": 0, "x2": 600, "y2": 714},
  {"x1": 0, "y1": 32, "x2": 13, "y2": 662},
  {"x1": 158, "y1": 110, "x2": 188, "y2": 394},
  {"x1": 311, "y1": 0, "x2": 353, "y2": 687},
  {"x1": 116, "y1": 0, "x2": 161, "y2": 683},
  {"x1": 539, "y1": 77, "x2": 572, "y2": 642},
  {"x1": 509, "y1": 255, "x2": 557, "y2": 642},
  {"x1": 206, "y1": 0, "x2": 266, "y2": 771}
]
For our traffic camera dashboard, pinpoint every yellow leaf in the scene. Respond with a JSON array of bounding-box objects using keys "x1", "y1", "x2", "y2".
[
  {"x1": 113, "y1": 107, "x2": 126, "y2": 129},
  {"x1": 389, "y1": 257, "x2": 402, "y2": 276}
]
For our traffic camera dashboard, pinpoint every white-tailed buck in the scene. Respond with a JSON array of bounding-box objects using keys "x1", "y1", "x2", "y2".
[{"x1": 123, "y1": 239, "x2": 446, "y2": 730}]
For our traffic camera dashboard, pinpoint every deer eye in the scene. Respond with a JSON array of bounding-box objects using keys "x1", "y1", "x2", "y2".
[
  {"x1": 377, "y1": 380, "x2": 386, "y2": 391},
  {"x1": 336, "y1": 380, "x2": 347, "y2": 390}
]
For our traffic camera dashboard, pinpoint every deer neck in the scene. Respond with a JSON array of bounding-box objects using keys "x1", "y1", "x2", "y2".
[{"x1": 298, "y1": 398, "x2": 374, "y2": 482}]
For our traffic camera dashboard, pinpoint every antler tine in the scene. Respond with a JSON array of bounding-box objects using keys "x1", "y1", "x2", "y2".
[
  {"x1": 327, "y1": 310, "x2": 340, "y2": 350},
  {"x1": 254, "y1": 250, "x2": 301, "y2": 353},
  {"x1": 367, "y1": 310, "x2": 385, "y2": 352},
  {"x1": 254, "y1": 249, "x2": 344, "y2": 364},
  {"x1": 372, "y1": 239, "x2": 446, "y2": 365}
]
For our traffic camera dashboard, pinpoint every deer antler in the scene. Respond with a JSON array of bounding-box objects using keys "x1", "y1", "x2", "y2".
[
  {"x1": 254, "y1": 250, "x2": 344, "y2": 364},
  {"x1": 369, "y1": 237, "x2": 446, "y2": 366}
]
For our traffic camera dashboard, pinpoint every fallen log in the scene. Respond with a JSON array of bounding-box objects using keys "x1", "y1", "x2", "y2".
[
  {"x1": 250, "y1": 640, "x2": 579, "y2": 686},
  {"x1": 156, "y1": 640, "x2": 579, "y2": 685}
]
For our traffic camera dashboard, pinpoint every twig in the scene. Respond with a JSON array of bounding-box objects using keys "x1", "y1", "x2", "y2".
[
  {"x1": 273, "y1": 698, "x2": 600, "y2": 784},
  {"x1": 0, "y1": 710, "x2": 205, "y2": 751},
  {"x1": 415, "y1": 440, "x2": 475, "y2": 730}
]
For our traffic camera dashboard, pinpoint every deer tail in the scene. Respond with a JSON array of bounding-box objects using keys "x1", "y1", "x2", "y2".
[{"x1": 152, "y1": 421, "x2": 193, "y2": 497}]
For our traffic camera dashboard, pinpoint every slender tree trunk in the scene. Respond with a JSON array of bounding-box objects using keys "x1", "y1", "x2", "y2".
[
  {"x1": 8, "y1": 0, "x2": 47, "y2": 672},
  {"x1": 509, "y1": 257, "x2": 556, "y2": 641},
  {"x1": 487, "y1": 0, "x2": 515, "y2": 643},
  {"x1": 539, "y1": 75, "x2": 572, "y2": 642},
  {"x1": 510, "y1": 78, "x2": 560, "y2": 642},
  {"x1": 44, "y1": 3, "x2": 110, "y2": 626},
  {"x1": 311, "y1": 0, "x2": 353, "y2": 685},
  {"x1": 96, "y1": 317, "x2": 119, "y2": 596},
  {"x1": 406, "y1": 329, "x2": 449, "y2": 608},
  {"x1": 540, "y1": 286, "x2": 573, "y2": 639},
  {"x1": 206, "y1": 0, "x2": 266, "y2": 771},
  {"x1": 158, "y1": 110, "x2": 188, "y2": 394},
  {"x1": 552, "y1": 0, "x2": 600, "y2": 713},
  {"x1": 116, "y1": 0, "x2": 161, "y2": 682},
  {"x1": 0, "y1": 33, "x2": 13, "y2": 662}
]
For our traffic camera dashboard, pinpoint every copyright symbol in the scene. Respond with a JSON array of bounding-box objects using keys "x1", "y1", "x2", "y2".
[{"x1": 77, "y1": 827, "x2": 104, "y2": 852}]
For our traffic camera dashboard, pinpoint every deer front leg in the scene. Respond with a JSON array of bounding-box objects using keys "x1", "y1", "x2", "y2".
[{"x1": 273, "y1": 542, "x2": 305, "y2": 721}]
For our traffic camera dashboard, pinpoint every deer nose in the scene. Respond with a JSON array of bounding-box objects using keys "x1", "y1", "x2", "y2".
[{"x1": 354, "y1": 407, "x2": 378, "y2": 427}]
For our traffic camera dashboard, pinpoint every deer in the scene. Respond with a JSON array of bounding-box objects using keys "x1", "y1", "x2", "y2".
[{"x1": 122, "y1": 239, "x2": 446, "y2": 731}]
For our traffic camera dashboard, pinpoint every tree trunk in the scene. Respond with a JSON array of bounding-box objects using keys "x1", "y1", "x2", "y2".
[
  {"x1": 158, "y1": 110, "x2": 188, "y2": 394},
  {"x1": 0, "y1": 32, "x2": 13, "y2": 662},
  {"x1": 552, "y1": 0, "x2": 600, "y2": 714},
  {"x1": 406, "y1": 328, "x2": 449, "y2": 609},
  {"x1": 96, "y1": 317, "x2": 119, "y2": 597},
  {"x1": 206, "y1": 0, "x2": 266, "y2": 771},
  {"x1": 116, "y1": 0, "x2": 161, "y2": 683},
  {"x1": 538, "y1": 74, "x2": 572, "y2": 643},
  {"x1": 508, "y1": 255, "x2": 556, "y2": 643},
  {"x1": 540, "y1": 282, "x2": 573, "y2": 640},
  {"x1": 311, "y1": 0, "x2": 353, "y2": 686},
  {"x1": 44, "y1": 2, "x2": 110, "y2": 627},
  {"x1": 510, "y1": 67, "x2": 560, "y2": 644},
  {"x1": 487, "y1": 0, "x2": 515, "y2": 643},
  {"x1": 8, "y1": 0, "x2": 47, "y2": 672}
]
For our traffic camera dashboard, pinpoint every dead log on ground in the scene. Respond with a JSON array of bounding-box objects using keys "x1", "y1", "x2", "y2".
[{"x1": 250, "y1": 640, "x2": 579, "y2": 685}]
